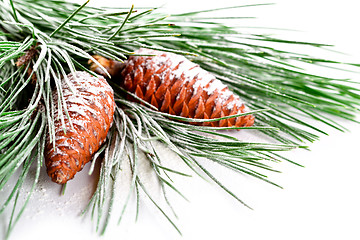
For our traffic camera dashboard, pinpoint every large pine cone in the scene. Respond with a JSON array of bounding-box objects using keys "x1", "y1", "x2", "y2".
[
  {"x1": 45, "y1": 71, "x2": 115, "y2": 184},
  {"x1": 91, "y1": 48, "x2": 254, "y2": 128}
]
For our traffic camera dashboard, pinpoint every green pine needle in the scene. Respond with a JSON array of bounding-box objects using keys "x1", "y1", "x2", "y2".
[
  {"x1": 108, "y1": 4, "x2": 135, "y2": 41},
  {"x1": 50, "y1": 0, "x2": 90, "y2": 37}
]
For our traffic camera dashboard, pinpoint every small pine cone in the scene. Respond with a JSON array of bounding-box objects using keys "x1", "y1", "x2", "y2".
[
  {"x1": 90, "y1": 49, "x2": 254, "y2": 128},
  {"x1": 45, "y1": 71, "x2": 115, "y2": 184},
  {"x1": 88, "y1": 55, "x2": 124, "y2": 78}
]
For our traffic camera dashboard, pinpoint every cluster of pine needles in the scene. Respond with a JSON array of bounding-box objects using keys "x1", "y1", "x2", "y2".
[{"x1": 0, "y1": 0, "x2": 359, "y2": 238}]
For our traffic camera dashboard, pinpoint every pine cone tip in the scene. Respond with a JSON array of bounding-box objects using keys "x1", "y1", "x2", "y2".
[{"x1": 49, "y1": 169, "x2": 70, "y2": 185}]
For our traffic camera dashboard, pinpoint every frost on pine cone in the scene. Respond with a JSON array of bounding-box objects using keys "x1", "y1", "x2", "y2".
[
  {"x1": 44, "y1": 71, "x2": 115, "y2": 184},
  {"x1": 90, "y1": 49, "x2": 254, "y2": 128}
]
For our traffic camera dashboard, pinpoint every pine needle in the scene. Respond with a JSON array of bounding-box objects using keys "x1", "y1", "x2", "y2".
[{"x1": 49, "y1": 0, "x2": 90, "y2": 38}]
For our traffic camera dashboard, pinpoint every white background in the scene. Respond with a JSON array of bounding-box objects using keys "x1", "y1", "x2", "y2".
[{"x1": 1, "y1": 0, "x2": 360, "y2": 240}]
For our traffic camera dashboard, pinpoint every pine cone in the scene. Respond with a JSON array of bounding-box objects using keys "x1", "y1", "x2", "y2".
[
  {"x1": 90, "y1": 48, "x2": 254, "y2": 128},
  {"x1": 45, "y1": 71, "x2": 115, "y2": 184}
]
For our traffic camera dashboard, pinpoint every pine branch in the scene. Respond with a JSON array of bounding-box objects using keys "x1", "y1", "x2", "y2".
[{"x1": 0, "y1": 0, "x2": 359, "y2": 239}]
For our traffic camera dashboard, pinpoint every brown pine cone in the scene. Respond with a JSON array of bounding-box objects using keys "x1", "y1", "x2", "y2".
[
  {"x1": 90, "y1": 48, "x2": 254, "y2": 128},
  {"x1": 45, "y1": 71, "x2": 115, "y2": 184}
]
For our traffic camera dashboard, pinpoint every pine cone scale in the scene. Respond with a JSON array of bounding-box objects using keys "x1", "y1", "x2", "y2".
[
  {"x1": 144, "y1": 76, "x2": 156, "y2": 102},
  {"x1": 194, "y1": 98, "x2": 205, "y2": 119}
]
